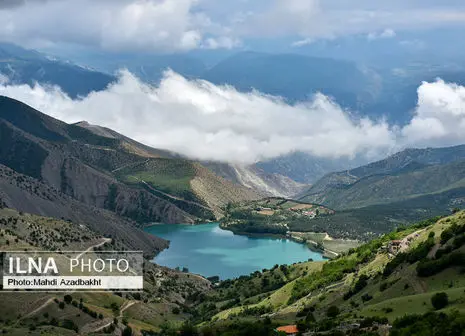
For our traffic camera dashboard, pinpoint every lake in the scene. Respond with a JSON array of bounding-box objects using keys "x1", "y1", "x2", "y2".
[{"x1": 145, "y1": 223, "x2": 325, "y2": 279}]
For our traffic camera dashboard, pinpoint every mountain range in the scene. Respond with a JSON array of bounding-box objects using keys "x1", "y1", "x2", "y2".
[
  {"x1": 299, "y1": 145, "x2": 465, "y2": 210},
  {"x1": 0, "y1": 95, "x2": 268, "y2": 252}
]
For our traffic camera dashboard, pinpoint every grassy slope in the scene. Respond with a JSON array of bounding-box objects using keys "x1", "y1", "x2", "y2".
[{"x1": 205, "y1": 211, "x2": 465, "y2": 328}]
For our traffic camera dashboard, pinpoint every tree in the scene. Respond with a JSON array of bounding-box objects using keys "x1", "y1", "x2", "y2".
[
  {"x1": 431, "y1": 292, "x2": 448, "y2": 310},
  {"x1": 63, "y1": 294, "x2": 72, "y2": 304},
  {"x1": 326, "y1": 305, "x2": 340, "y2": 318},
  {"x1": 122, "y1": 326, "x2": 133, "y2": 336}
]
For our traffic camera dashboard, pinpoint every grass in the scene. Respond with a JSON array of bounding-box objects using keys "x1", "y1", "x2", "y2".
[
  {"x1": 117, "y1": 158, "x2": 196, "y2": 198},
  {"x1": 361, "y1": 286, "x2": 465, "y2": 321}
]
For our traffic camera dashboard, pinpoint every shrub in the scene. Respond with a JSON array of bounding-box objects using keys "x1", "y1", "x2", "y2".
[
  {"x1": 326, "y1": 306, "x2": 340, "y2": 318},
  {"x1": 431, "y1": 292, "x2": 448, "y2": 310},
  {"x1": 64, "y1": 294, "x2": 73, "y2": 304}
]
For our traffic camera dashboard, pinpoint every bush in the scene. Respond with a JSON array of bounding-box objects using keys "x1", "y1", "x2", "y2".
[
  {"x1": 431, "y1": 292, "x2": 448, "y2": 310},
  {"x1": 64, "y1": 294, "x2": 73, "y2": 304},
  {"x1": 122, "y1": 326, "x2": 133, "y2": 336},
  {"x1": 361, "y1": 293, "x2": 373, "y2": 302},
  {"x1": 326, "y1": 306, "x2": 340, "y2": 318}
]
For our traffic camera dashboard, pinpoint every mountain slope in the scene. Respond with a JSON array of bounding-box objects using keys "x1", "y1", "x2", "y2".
[
  {"x1": 192, "y1": 211, "x2": 465, "y2": 335},
  {"x1": 0, "y1": 43, "x2": 114, "y2": 98},
  {"x1": 203, "y1": 51, "x2": 379, "y2": 109},
  {"x1": 0, "y1": 96, "x2": 260, "y2": 225},
  {"x1": 0, "y1": 207, "x2": 211, "y2": 335},
  {"x1": 204, "y1": 162, "x2": 308, "y2": 198},
  {"x1": 300, "y1": 145, "x2": 465, "y2": 209},
  {"x1": 0, "y1": 164, "x2": 167, "y2": 255},
  {"x1": 256, "y1": 151, "x2": 359, "y2": 184}
]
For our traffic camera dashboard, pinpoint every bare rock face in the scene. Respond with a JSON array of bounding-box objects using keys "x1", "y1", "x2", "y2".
[{"x1": 203, "y1": 162, "x2": 308, "y2": 199}]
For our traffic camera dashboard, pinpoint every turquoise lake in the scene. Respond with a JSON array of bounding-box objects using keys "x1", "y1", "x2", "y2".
[{"x1": 145, "y1": 223, "x2": 325, "y2": 279}]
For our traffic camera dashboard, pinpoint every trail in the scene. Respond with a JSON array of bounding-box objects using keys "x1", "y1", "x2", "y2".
[
  {"x1": 75, "y1": 237, "x2": 112, "y2": 259},
  {"x1": 90, "y1": 300, "x2": 137, "y2": 333},
  {"x1": 18, "y1": 238, "x2": 112, "y2": 323},
  {"x1": 134, "y1": 177, "x2": 214, "y2": 211},
  {"x1": 22, "y1": 297, "x2": 55, "y2": 319},
  {"x1": 111, "y1": 159, "x2": 150, "y2": 173}
]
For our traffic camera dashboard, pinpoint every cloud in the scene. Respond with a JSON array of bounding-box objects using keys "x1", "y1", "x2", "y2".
[
  {"x1": 402, "y1": 80, "x2": 465, "y2": 148},
  {"x1": 1, "y1": 70, "x2": 465, "y2": 164},
  {"x1": 367, "y1": 29, "x2": 396, "y2": 41},
  {"x1": 0, "y1": 0, "x2": 234, "y2": 52},
  {"x1": 1, "y1": 0, "x2": 465, "y2": 52},
  {"x1": 236, "y1": 0, "x2": 465, "y2": 41},
  {"x1": 291, "y1": 38, "x2": 315, "y2": 48},
  {"x1": 0, "y1": 70, "x2": 396, "y2": 163}
]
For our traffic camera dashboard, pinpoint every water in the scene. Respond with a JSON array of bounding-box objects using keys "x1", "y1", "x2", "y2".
[{"x1": 145, "y1": 223, "x2": 325, "y2": 279}]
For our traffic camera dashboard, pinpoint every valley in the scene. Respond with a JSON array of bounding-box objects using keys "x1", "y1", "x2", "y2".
[{"x1": 1, "y1": 93, "x2": 465, "y2": 335}]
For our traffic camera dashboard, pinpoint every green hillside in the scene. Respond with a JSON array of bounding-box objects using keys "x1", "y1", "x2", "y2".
[
  {"x1": 302, "y1": 159, "x2": 465, "y2": 210},
  {"x1": 300, "y1": 146, "x2": 465, "y2": 211},
  {"x1": 221, "y1": 197, "x2": 334, "y2": 236},
  {"x1": 177, "y1": 210, "x2": 465, "y2": 335}
]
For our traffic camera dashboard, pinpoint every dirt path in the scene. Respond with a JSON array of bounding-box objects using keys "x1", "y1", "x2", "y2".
[
  {"x1": 22, "y1": 297, "x2": 55, "y2": 319},
  {"x1": 75, "y1": 238, "x2": 112, "y2": 259},
  {"x1": 111, "y1": 159, "x2": 150, "y2": 173},
  {"x1": 17, "y1": 239, "x2": 112, "y2": 323},
  {"x1": 90, "y1": 300, "x2": 137, "y2": 333},
  {"x1": 135, "y1": 177, "x2": 213, "y2": 211}
]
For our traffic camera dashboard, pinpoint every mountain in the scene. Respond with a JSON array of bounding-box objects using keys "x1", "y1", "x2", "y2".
[
  {"x1": 0, "y1": 42, "x2": 114, "y2": 98},
  {"x1": 0, "y1": 95, "x2": 260, "y2": 227},
  {"x1": 203, "y1": 162, "x2": 308, "y2": 198},
  {"x1": 256, "y1": 151, "x2": 361, "y2": 184},
  {"x1": 203, "y1": 51, "x2": 380, "y2": 110},
  {"x1": 299, "y1": 145, "x2": 465, "y2": 209},
  {"x1": 0, "y1": 207, "x2": 211, "y2": 335}
]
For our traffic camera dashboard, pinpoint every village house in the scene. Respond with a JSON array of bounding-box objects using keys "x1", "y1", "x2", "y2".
[{"x1": 388, "y1": 240, "x2": 402, "y2": 254}]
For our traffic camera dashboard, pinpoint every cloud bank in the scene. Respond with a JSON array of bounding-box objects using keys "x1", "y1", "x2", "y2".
[
  {"x1": 0, "y1": 0, "x2": 234, "y2": 52},
  {"x1": 0, "y1": 71, "x2": 464, "y2": 164},
  {"x1": 1, "y1": 0, "x2": 465, "y2": 52}
]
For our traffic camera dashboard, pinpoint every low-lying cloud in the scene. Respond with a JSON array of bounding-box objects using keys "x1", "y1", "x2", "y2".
[{"x1": 0, "y1": 71, "x2": 464, "y2": 164}]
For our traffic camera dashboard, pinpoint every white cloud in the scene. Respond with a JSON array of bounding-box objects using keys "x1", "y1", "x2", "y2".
[
  {"x1": 0, "y1": 70, "x2": 396, "y2": 163},
  {"x1": 1, "y1": 0, "x2": 464, "y2": 52},
  {"x1": 237, "y1": 0, "x2": 465, "y2": 41},
  {"x1": 402, "y1": 80, "x2": 465, "y2": 147},
  {"x1": 1, "y1": 71, "x2": 465, "y2": 164},
  {"x1": 202, "y1": 36, "x2": 242, "y2": 50},
  {"x1": 291, "y1": 38, "x2": 315, "y2": 48},
  {"x1": 0, "y1": 0, "x2": 234, "y2": 52},
  {"x1": 367, "y1": 28, "x2": 396, "y2": 41}
]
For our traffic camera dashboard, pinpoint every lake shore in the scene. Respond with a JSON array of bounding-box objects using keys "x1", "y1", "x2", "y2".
[
  {"x1": 145, "y1": 222, "x2": 322, "y2": 279},
  {"x1": 219, "y1": 222, "x2": 360, "y2": 259}
]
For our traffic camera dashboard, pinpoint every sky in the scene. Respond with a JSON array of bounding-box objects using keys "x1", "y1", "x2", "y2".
[
  {"x1": 0, "y1": 0, "x2": 464, "y2": 52},
  {"x1": 0, "y1": 1, "x2": 465, "y2": 164}
]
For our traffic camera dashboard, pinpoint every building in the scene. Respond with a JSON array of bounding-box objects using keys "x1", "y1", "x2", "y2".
[
  {"x1": 276, "y1": 325, "x2": 298, "y2": 335},
  {"x1": 388, "y1": 240, "x2": 402, "y2": 254}
]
